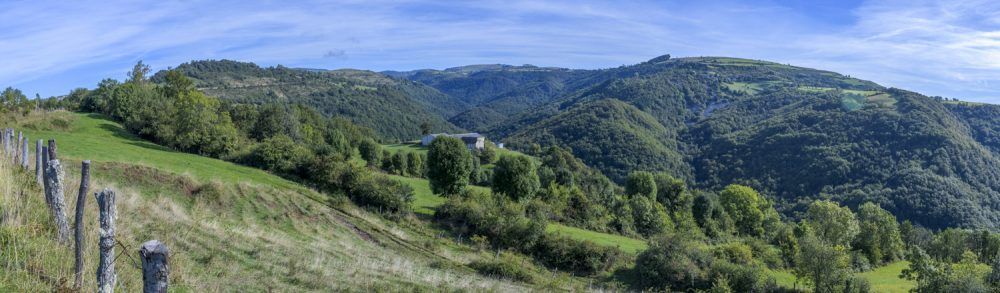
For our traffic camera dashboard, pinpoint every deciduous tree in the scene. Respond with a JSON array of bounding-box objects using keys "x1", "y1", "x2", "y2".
[
  {"x1": 427, "y1": 137, "x2": 472, "y2": 195},
  {"x1": 491, "y1": 155, "x2": 540, "y2": 200}
]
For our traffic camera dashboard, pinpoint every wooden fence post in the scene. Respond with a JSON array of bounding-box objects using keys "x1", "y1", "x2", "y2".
[
  {"x1": 44, "y1": 159, "x2": 70, "y2": 243},
  {"x1": 41, "y1": 146, "x2": 49, "y2": 201},
  {"x1": 2, "y1": 128, "x2": 8, "y2": 156},
  {"x1": 21, "y1": 136, "x2": 28, "y2": 169},
  {"x1": 16, "y1": 131, "x2": 22, "y2": 162},
  {"x1": 74, "y1": 160, "x2": 91, "y2": 289},
  {"x1": 140, "y1": 240, "x2": 170, "y2": 293},
  {"x1": 96, "y1": 188, "x2": 116, "y2": 293},
  {"x1": 48, "y1": 139, "x2": 58, "y2": 160},
  {"x1": 35, "y1": 140, "x2": 43, "y2": 184}
]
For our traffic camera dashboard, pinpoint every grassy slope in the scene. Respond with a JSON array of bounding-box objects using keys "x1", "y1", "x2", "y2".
[
  {"x1": 16, "y1": 112, "x2": 299, "y2": 190},
  {"x1": 768, "y1": 261, "x2": 914, "y2": 292},
  {"x1": 1, "y1": 111, "x2": 532, "y2": 291},
  {"x1": 859, "y1": 261, "x2": 915, "y2": 292}
]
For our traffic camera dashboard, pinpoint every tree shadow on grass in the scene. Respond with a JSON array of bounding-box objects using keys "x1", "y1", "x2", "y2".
[{"x1": 88, "y1": 113, "x2": 180, "y2": 154}]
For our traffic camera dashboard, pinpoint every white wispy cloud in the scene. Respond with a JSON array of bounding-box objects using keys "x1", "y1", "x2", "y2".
[
  {"x1": 1, "y1": 0, "x2": 999, "y2": 102},
  {"x1": 785, "y1": 0, "x2": 1000, "y2": 101}
]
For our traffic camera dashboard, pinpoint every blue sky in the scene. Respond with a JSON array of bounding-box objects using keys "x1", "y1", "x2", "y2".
[{"x1": 2, "y1": 0, "x2": 999, "y2": 102}]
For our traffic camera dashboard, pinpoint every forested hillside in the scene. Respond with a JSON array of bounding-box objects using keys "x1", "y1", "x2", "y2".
[
  {"x1": 151, "y1": 60, "x2": 465, "y2": 140},
  {"x1": 387, "y1": 64, "x2": 593, "y2": 130},
  {"x1": 396, "y1": 56, "x2": 1000, "y2": 230}
]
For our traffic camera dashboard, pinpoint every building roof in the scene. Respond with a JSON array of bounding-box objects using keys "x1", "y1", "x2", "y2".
[
  {"x1": 422, "y1": 133, "x2": 484, "y2": 145},
  {"x1": 459, "y1": 136, "x2": 482, "y2": 144},
  {"x1": 451, "y1": 133, "x2": 482, "y2": 138}
]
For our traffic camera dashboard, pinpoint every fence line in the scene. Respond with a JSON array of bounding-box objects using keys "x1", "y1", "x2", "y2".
[{"x1": 0, "y1": 127, "x2": 170, "y2": 292}]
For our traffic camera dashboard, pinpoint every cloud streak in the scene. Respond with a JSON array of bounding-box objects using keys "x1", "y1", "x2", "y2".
[{"x1": 1, "y1": 0, "x2": 999, "y2": 102}]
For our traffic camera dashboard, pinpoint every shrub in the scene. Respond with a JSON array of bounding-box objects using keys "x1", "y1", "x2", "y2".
[
  {"x1": 347, "y1": 175, "x2": 414, "y2": 214},
  {"x1": 745, "y1": 237, "x2": 785, "y2": 269},
  {"x1": 434, "y1": 190, "x2": 546, "y2": 250},
  {"x1": 530, "y1": 234, "x2": 629, "y2": 275},
  {"x1": 249, "y1": 134, "x2": 311, "y2": 174},
  {"x1": 390, "y1": 152, "x2": 408, "y2": 176},
  {"x1": 634, "y1": 233, "x2": 713, "y2": 289},
  {"x1": 406, "y1": 151, "x2": 424, "y2": 177},
  {"x1": 850, "y1": 251, "x2": 872, "y2": 272},
  {"x1": 714, "y1": 242, "x2": 754, "y2": 265},
  {"x1": 625, "y1": 171, "x2": 657, "y2": 200},
  {"x1": 709, "y1": 261, "x2": 770, "y2": 293},
  {"x1": 358, "y1": 139, "x2": 382, "y2": 166},
  {"x1": 629, "y1": 195, "x2": 673, "y2": 237},
  {"x1": 491, "y1": 155, "x2": 540, "y2": 200}
]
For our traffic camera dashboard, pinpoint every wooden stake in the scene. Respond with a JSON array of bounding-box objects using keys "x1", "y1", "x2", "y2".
[
  {"x1": 35, "y1": 140, "x2": 43, "y2": 184},
  {"x1": 48, "y1": 139, "x2": 57, "y2": 161},
  {"x1": 96, "y1": 188, "x2": 117, "y2": 293},
  {"x1": 21, "y1": 136, "x2": 28, "y2": 169},
  {"x1": 44, "y1": 159, "x2": 70, "y2": 244},
  {"x1": 15, "y1": 131, "x2": 22, "y2": 162},
  {"x1": 140, "y1": 240, "x2": 170, "y2": 293},
  {"x1": 74, "y1": 160, "x2": 91, "y2": 289}
]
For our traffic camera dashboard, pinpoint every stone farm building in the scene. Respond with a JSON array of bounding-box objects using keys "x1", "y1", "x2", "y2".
[{"x1": 421, "y1": 133, "x2": 486, "y2": 150}]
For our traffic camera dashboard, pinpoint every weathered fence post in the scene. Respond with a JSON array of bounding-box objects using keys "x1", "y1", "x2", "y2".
[
  {"x1": 41, "y1": 146, "x2": 49, "y2": 202},
  {"x1": 35, "y1": 140, "x2": 43, "y2": 184},
  {"x1": 2, "y1": 129, "x2": 8, "y2": 156},
  {"x1": 140, "y1": 240, "x2": 170, "y2": 293},
  {"x1": 74, "y1": 160, "x2": 91, "y2": 289},
  {"x1": 16, "y1": 131, "x2": 22, "y2": 162},
  {"x1": 48, "y1": 139, "x2": 57, "y2": 160},
  {"x1": 44, "y1": 159, "x2": 70, "y2": 243},
  {"x1": 96, "y1": 188, "x2": 116, "y2": 293},
  {"x1": 21, "y1": 136, "x2": 28, "y2": 169}
]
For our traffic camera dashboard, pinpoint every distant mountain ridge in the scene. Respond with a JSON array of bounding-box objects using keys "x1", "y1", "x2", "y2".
[
  {"x1": 152, "y1": 60, "x2": 467, "y2": 140},
  {"x1": 159, "y1": 56, "x2": 1000, "y2": 229},
  {"x1": 399, "y1": 55, "x2": 1000, "y2": 230}
]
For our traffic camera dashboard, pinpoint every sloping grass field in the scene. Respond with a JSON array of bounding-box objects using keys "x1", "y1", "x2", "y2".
[{"x1": 1, "y1": 111, "x2": 531, "y2": 291}]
